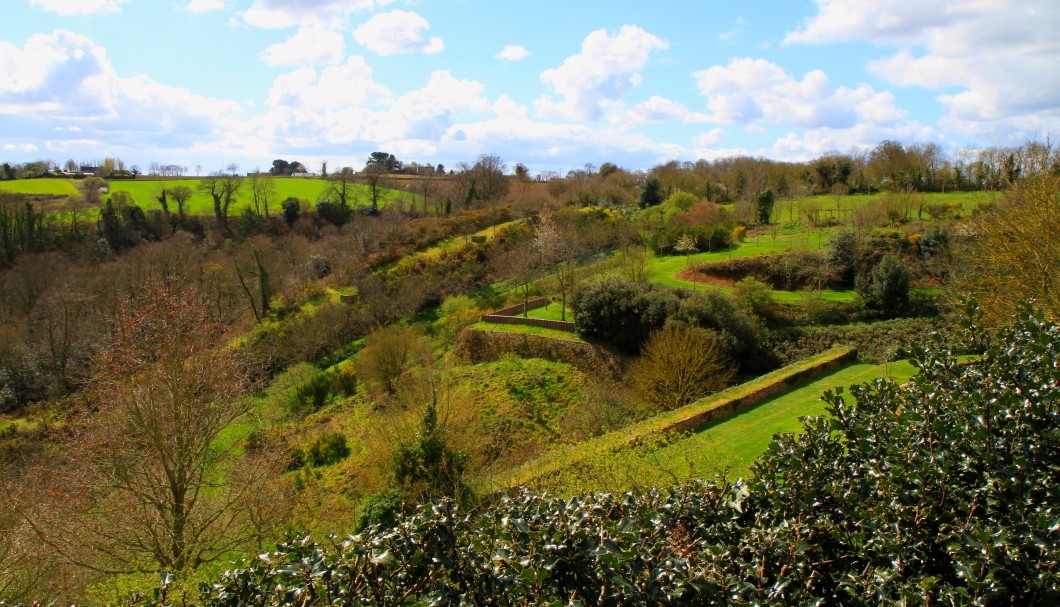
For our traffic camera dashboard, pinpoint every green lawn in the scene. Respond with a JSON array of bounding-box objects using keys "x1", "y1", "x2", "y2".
[
  {"x1": 527, "y1": 357, "x2": 917, "y2": 496},
  {"x1": 0, "y1": 177, "x2": 403, "y2": 216}
]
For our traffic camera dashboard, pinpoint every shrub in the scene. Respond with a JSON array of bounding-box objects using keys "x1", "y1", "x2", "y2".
[
  {"x1": 570, "y1": 278, "x2": 679, "y2": 354},
  {"x1": 628, "y1": 323, "x2": 735, "y2": 411},
  {"x1": 355, "y1": 490, "x2": 405, "y2": 532},
  {"x1": 315, "y1": 198, "x2": 351, "y2": 226},
  {"x1": 825, "y1": 226, "x2": 868, "y2": 287},
  {"x1": 857, "y1": 254, "x2": 910, "y2": 316},
  {"x1": 306, "y1": 432, "x2": 350, "y2": 467}
]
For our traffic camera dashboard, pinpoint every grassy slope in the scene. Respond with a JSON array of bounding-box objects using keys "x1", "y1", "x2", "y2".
[{"x1": 528, "y1": 357, "x2": 918, "y2": 496}]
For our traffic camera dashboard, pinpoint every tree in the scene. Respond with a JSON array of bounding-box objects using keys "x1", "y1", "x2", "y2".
[
  {"x1": 857, "y1": 255, "x2": 909, "y2": 316},
  {"x1": 952, "y1": 173, "x2": 1059, "y2": 324},
  {"x1": 471, "y1": 153, "x2": 508, "y2": 203},
  {"x1": 638, "y1": 176, "x2": 664, "y2": 208},
  {"x1": 13, "y1": 281, "x2": 287, "y2": 580},
  {"x1": 360, "y1": 163, "x2": 386, "y2": 213},
  {"x1": 825, "y1": 227, "x2": 868, "y2": 287},
  {"x1": 754, "y1": 189, "x2": 774, "y2": 224},
  {"x1": 168, "y1": 185, "x2": 193, "y2": 223},
  {"x1": 355, "y1": 325, "x2": 430, "y2": 395},
  {"x1": 326, "y1": 166, "x2": 358, "y2": 215},
  {"x1": 199, "y1": 170, "x2": 243, "y2": 235},
  {"x1": 628, "y1": 323, "x2": 735, "y2": 411},
  {"x1": 366, "y1": 151, "x2": 402, "y2": 173},
  {"x1": 248, "y1": 173, "x2": 277, "y2": 218}
]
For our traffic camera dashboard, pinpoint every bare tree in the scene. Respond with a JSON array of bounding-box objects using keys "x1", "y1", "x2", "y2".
[
  {"x1": 13, "y1": 281, "x2": 288, "y2": 579},
  {"x1": 168, "y1": 185, "x2": 193, "y2": 223},
  {"x1": 199, "y1": 169, "x2": 243, "y2": 235},
  {"x1": 247, "y1": 173, "x2": 278, "y2": 218}
]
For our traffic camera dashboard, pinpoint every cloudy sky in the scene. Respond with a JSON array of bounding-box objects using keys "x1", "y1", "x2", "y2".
[{"x1": 1, "y1": 0, "x2": 1057, "y2": 174}]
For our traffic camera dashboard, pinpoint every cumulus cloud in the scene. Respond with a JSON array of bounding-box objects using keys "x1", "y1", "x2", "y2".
[
  {"x1": 692, "y1": 57, "x2": 914, "y2": 131},
  {"x1": 536, "y1": 25, "x2": 668, "y2": 121},
  {"x1": 0, "y1": 30, "x2": 240, "y2": 155},
  {"x1": 243, "y1": 0, "x2": 396, "y2": 29},
  {"x1": 610, "y1": 96, "x2": 711, "y2": 125},
  {"x1": 4, "y1": 143, "x2": 39, "y2": 153},
  {"x1": 266, "y1": 56, "x2": 391, "y2": 111},
  {"x1": 786, "y1": 0, "x2": 1060, "y2": 142},
  {"x1": 494, "y1": 45, "x2": 531, "y2": 61},
  {"x1": 185, "y1": 0, "x2": 225, "y2": 13},
  {"x1": 30, "y1": 0, "x2": 128, "y2": 15},
  {"x1": 261, "y1": 27, "x2": 345, "y2": 66},
  {"x1": 692, "y1": 128, "x2": 726, "y2": 148},
  {"x1": 353, "y1": 10, "x2": 443, "y2": 56}
]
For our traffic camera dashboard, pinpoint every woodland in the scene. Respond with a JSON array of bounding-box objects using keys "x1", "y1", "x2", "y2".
[{"x1": 0, "y1": 140, "x2": 1057, "y2": 604}]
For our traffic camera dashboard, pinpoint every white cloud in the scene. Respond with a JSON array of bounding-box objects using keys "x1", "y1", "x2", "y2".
[
  {"x1": 610, "y1": 96, "x2": 711, "y2": 125},
  {"x1": 536, "y1": 25, "x2": 668, "y2": 121},
  {"x1": 692, "y1": 128, "x2": 726, "y2": 148},
  {"x1": 261, "y1": 27, "x2": 345, "y2": 66},
  {"x1": 353, "y1": 10, "x2": 443, "y2": 56},
  {"x1": 243, "y1": 0, "x2": 396, "y2": 29},
  {"x1": 4, "y1": 143, "x2": 39, "y2": 153},
  {"x1": 786, "y1": 0, "x2": 1060, "y2": 143},
  {"x1": 185, "y1": 0, "x2": 225, "y2": 13},
  {"x1": 494, "y1": 45, "x2": 531, "y2": 61},
  {"x1": 29, "y1": 0, "x2": 128, "y2": 16},
  {"x1": 0, "y1": 30, "x2": 241, "y2": 156},
  {"x1": 694, "y1": 58, "x2": 868, "y2": 128},
  {"x1": 717, "y1": 16, "x2": 746, "y2": 43},
  {"x1": 266, "y1": 56, "x2": 391, "y2": 111}
]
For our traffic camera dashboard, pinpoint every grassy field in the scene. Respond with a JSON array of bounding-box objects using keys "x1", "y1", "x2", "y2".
[
  {"x1": 0, "y1": 176, "x2": 406, "y2": 216},
  {"x1": 527, "y1": 356, "x2": 917, "y2": 495}
]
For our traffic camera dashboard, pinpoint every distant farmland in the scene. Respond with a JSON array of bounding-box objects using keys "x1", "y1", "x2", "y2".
[{"x1": 0, "y1": 176, "x2": 407, "y2": 216}]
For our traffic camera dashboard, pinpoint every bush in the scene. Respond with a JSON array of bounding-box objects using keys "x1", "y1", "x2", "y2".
[
  {"x1": 627, "y1": 323, "x2": 735, "y2": 411},
  {"x1": 315, "y1": 198, "x2": 351, "y2": 226},
  {"x1": 306, "y1": 432, "x2": 350, "y2": 467},
  {"x1": 857, "y1": 254, "x2": 910, "y2": 316},
  {"x1": 570, "y1": 278, "x2": 679, "y2": 354},
  {"x1": 355, "y1": 490, "x2": 405, "y2": 532}
]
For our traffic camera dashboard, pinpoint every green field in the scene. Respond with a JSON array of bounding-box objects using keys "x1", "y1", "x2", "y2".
[
  {"x1": 0, "y1": 176, "x2": 406, "y2": 216},
  {"x1": 522, "y1": 356, "x2": 917, "y2": 496}
]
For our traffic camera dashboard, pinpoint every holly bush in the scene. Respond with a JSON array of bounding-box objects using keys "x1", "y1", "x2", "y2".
[{"x1": 127, "y1": 303, "x2": 1058, "y2": 606}]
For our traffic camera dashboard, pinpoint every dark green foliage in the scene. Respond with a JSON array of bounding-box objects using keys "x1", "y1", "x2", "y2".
[
  {"x1": 233, "y1": 207, "x2": 266, "y2": 240},
  {"x1": 131, "y1": 304, "x2": 1060, "y2": 606},
  {"x1": 638, "y1": 176, "x2": 664, "y2": 208},
  {"x1": 290, "y1": 372, "x2": 331, "y2": 417},
  {"x1": 754, "y1": 189, "x2": 774, "y2": 224},
  {"x1": 315, "y1": 198, "x2": 351, "y2": 226},
  {"x1": 392, "y1": 402, "x2": 469, "y2": 502},
  {"x1": 571, "y1": 278, "x2": 768, "y2": 370},
  {"x1": 857, "y1": 254, "x2": 910, "y2": 315},
  {"x1": 825, "y1": 226, "x2": 868, "y2": 287},
  {"x1": 280, "y1": 197, "x2": 301, "y2": 225},
  {"x1": 767, "y1": 316, "x2": 942, "y2": 364},
  {"x1": 355, "y1": 490, "x2": 405, "y2": 532},
  {"x1": 570, "y1": 278, "x2": 680, "y2": 354},
  {"x1": 306, "y1": 432, "x2": 350, "y2": 467}
]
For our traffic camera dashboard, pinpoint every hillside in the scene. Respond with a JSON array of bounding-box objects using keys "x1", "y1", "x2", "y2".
[{"x1": 1, "y1": 147, "x2": 1056, "y2": 603}]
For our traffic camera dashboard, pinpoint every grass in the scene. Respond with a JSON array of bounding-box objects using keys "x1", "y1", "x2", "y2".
[
  {"x1": 0, "y1": 176, "x2": 405, "y2": 216},
  {"x1": 527, "y1": 356, "x2": 918, "y2": 496},
  {"x1": 470, "y1": 321, "x2": 586, "y2": 342},
  {"x1": 497, "y1": 346, "x2": 854, "y2": 490}
]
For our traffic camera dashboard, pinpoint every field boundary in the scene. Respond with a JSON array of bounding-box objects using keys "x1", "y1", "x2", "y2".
[
  {"x1": 481, "y1": 297, "x2": 578, "y2": 332},
  {"x1": 498, "y1": 345, "x2": 856, "y2": 489}
]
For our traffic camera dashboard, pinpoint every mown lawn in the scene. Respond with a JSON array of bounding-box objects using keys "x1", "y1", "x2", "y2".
[{"x1": 530, "y1": 358, "x2": 918, "y2": 495}]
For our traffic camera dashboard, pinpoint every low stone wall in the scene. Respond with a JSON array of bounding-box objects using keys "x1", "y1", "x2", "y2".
[
  {"x1": 659, "y1": 346, "x2": 857, "y2": 436},
  {"x1": 480, "y1": 297, "x2": 578, "y2": 333}
]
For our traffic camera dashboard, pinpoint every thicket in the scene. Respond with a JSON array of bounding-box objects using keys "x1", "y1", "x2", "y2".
[
  {"x1": 570, "y1": 278, "x2": 770, "y2": 373},
  {"x1": 125, "y1": 304, "x2": 1058, "y2": 606}
]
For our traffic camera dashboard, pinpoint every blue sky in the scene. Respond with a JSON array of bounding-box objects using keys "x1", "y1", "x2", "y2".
[{"x1": 1, "y1": 0, "x2": 1057, "y2": 175}]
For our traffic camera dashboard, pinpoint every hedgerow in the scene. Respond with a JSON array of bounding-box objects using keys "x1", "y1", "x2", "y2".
[{"x1": 126, "y1": 303, "x2": 1059, "y2": 606}]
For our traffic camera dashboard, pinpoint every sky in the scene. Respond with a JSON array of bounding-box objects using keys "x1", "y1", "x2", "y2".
[{"x1": 1, "y1": 0, "x2": 1057, "y2": 175}]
